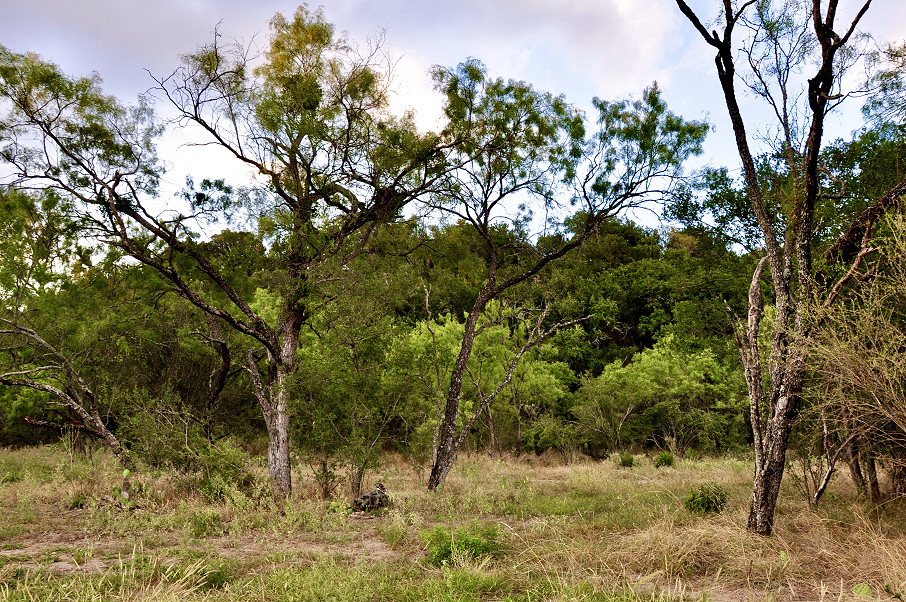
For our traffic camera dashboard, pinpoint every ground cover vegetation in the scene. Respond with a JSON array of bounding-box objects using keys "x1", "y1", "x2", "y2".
[
  {"x1": 2, "y1": 445, "x2": 906, "y2": 601},
  {"x1": 2, "y1": 0, "x2": 906, "y2": 597}
]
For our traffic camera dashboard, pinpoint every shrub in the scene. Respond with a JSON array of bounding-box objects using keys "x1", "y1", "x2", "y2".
[
  {"x1": 522, "y1": 416, "x2": 578, "y2": 457},
  {"x1": 422, "y1": 524, "x2": 503, "y2": 566},
  {"x1": 684, "y1": 448, "x2": 703, "y2": 462},
  {"x1": 67, "y1": 489, "x2": 87, "y2": 510},
  {"x1": 617, "y1": 452, "x2": 635, "y2": 468},
  {"x1": 684, "y1": 483, "x2": 728, "y2": 514},
  {"x1": 654, "y1": 451, "x2": 674, "y2": 468},
  {"x1": 189, "y1": 509, "x2": 225, "y2": 538}
]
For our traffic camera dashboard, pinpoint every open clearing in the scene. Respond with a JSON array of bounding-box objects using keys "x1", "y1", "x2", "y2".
[{"x1": 2, "y1": 446, "x2": 906, "y2": 601}]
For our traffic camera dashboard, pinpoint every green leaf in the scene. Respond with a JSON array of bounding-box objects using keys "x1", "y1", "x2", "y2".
[{"x1": 853, "y1": 583, "x2": 873, "y2": 598}]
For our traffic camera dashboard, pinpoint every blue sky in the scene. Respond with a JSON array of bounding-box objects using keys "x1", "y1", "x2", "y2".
[{"x1": 2, "y1": 0, "x2": 903, "y2": 226}]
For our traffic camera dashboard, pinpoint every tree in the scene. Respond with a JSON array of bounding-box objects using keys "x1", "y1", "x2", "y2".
[
  {"x1": 0, "y1": 7, "x2": 444, "y2": 497},
  {"x1": 674, "y1": 0, "x2": 879, "y2": 534},
  {"x1": 423, "y1": 61, "x2": 707, "y2": 490},
  {"x1": 806, "y1": 214, "x2": 906, "y2": 503},
  {"x1": 0, "y1": 189, "x2": 131, "y2": 466},
  {"x1": 288, "y1": 230, "x2": 421, "y2": 498},
  {"x1": 574, "y1": 336, "x2": 747, "y2": 457}
]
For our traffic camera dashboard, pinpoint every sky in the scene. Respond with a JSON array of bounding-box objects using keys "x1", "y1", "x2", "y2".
[{"x1": 1, "y1": 0, "x2": 904, "y2": 225}]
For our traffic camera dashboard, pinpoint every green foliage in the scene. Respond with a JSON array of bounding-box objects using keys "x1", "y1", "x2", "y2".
[
  {"x1": 119, "y1": 392, "x2": 256, "y2": 501},
  {"x1": 853, "y1": 582, "x2": 873, "y2": 598},
  {"x1": 521, "y1": 416, "x2": 577, "y2": 456},
  {"x1": 864, "y1": 42, "x2": 906, "y2": 126},
  {"x1": 684, "y1": 483, "x2": 728, "y2": 514},
  {"x1": 0, "y1": 469, "x2": 22, "y2": 484},
  {"x1": 574, "y1": 336, "x2": 747, "y2": 457},
  {"x1": 385, "y1": 299, "x2": 573, "y2": 460},
  {"x1": 422, "y1": 524, "x2": 504, "y2": 566},
  {"x1": 66, "y1": 489, "x2": 87, "y2": 510},
  {"x1": 683, "y1": 448, "x2": 703, "y2": 462},
  {"x1": 618, "y1": 453, "x2": 635, "y2": 468},
  {"x1": 654, "y1": 451, "x2": 674, "y2": 468},
  {"x1": 188, "y1": 509, "x2": 225, "y2": 538},
  {"x1": 0, "y1": 8, "x2": 747, "y2": 497}
]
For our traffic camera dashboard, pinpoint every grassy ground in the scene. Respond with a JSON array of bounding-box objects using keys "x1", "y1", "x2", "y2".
[{"x1": 1, "y1": 445, "x2": 905, "y2": 601}]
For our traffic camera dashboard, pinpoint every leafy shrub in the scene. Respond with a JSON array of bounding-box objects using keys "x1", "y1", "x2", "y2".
[
  {"x1": 617, "y1": 452, "x2": 635, "y2": 468},
  {"x1": 574, "y1": 337, "x2": 749, "y2": 456},
  {"x1": 422, "y1": 524, "x2": 503, "y2": 566},
  {"x1": 684, "y1": 483, "x2": 728, "y2": 514},
  {"x1": 199, "y1": 557, "x2": 234, "y2": 590},
  {"x1": 684, "y1": 448, "x2": 703, "y2": 462},
  {"x1": 67, "y1": 489, "x2": 87, "y2": 510},
  {"x1": 189, "y1": 509, "x2": 225, "y2": 538},
  {"x1": 522, "y1": 416, "x2": 578, "y2": 457},
  {"x1": 654, "y1": 451, "x2": 674, "y2": 468}
]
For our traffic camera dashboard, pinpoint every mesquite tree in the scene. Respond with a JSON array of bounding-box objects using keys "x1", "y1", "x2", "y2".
[
  {"x1": 0, "y1": 7, "x2": 443, "y2": 497},
  {"x1": 424, "y1": 61, "x2": 707, "y2": 491},
  {"x1": 674, "y1": 0, "x2": 879, "y2": 535}
]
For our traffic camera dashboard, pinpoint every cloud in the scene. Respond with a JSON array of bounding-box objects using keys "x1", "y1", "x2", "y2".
[{"x1": 3, "y1": 0, "x2": 901, "y2": 188}]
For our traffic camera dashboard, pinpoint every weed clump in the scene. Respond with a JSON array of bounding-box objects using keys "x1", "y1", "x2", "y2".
[
  {"x1": 422, "y1": 524, "x2": 503, "y2": 566},
  {"x1": 617, "y1": 453, "x2": 635, "y2": 468},
  {"x1": 67, "y1": 489, "x2": 87, "y2": 510},
  {"x1": 684, "y1": 448, "x2": 703, "y2": 462},
  {"x1": 684, "y1": 483, "x2": 728, "y2": 514},
  {"x1": 188, "y1": 508, "x2": 225, "y2": 538},
  {"x1": 654, "y1": 451, "x2": 674, "y2": 468},
  {"x1": 1, "y1": 469, "x2": 22, "y2": 484}
]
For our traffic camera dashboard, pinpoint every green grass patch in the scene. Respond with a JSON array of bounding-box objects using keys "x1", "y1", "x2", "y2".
[{"x1": 422, "y1": 523, "x2": 505, "y2": 566}]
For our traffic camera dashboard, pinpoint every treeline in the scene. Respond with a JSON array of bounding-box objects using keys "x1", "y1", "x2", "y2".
[{"x1": 0, "y1": 206, "x2": 754, "y2": 487}]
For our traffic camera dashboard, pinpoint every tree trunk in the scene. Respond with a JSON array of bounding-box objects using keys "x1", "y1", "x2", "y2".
[
  {"x1": 349, "y1": 463, "x2": 367, "y2": 498},
  {"x1": 747, "y1": 402, "x2": 797, "y2": 534},
  {"x1": 845, "y1": 438, "x2": 867, "y2": 496},
  {"x1": 866, "y1": 452, "x2": 882, "y2": 502},
  {"x1": 428, "y1": 295, "x2": 488, "y2": 491},
  {"x1": 248, "y1": 341, "x2": 296, "y2": 499},
  {"x1": 486, "y1": 405, "x2": 497, "y2": 456},
  {"x1": 266, "y1": 372, "x2": 292, "y2": 498},
  {"x1": 676, "y1": 0, "x2": 872, "y2": 536},
  {"x1": 71, "y1": 428, "x2": 87, "y2": 458}
]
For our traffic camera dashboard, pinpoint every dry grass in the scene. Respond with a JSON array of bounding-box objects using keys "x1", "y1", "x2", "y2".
[{"x1": 2, "y1": 445, "x2": 906, "y2": 600}]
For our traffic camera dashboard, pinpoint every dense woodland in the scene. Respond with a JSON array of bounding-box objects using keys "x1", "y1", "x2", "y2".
[{"x1": 2, "y1": 1, "x2": 906, "y2": 537}]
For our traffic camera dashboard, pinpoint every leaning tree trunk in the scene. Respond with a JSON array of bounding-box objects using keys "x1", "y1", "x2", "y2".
[{"x1": 428, "y1": 294, "x2": 489, "y2": 491}]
